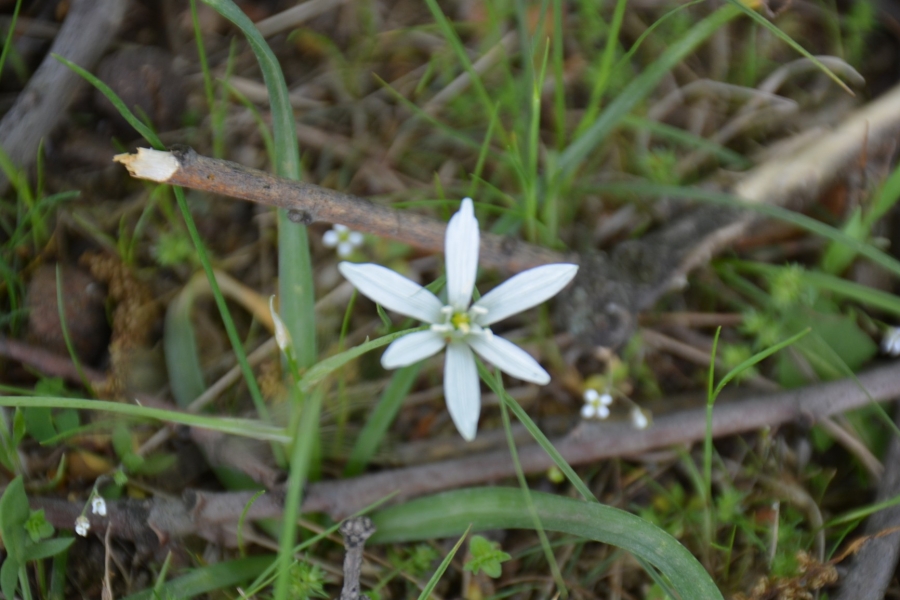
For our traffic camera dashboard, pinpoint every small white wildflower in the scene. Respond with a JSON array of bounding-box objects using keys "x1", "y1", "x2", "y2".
[
  {"x1": 75, "y1": 515, "x2": 90, "y2": 537},
  {"x1": 91, "y1": 496, "x2": 107, "y2": 517},
  {"x1": 581, "y1": 389, "x2": 613, "y2": 420},
  {"x1": 338, "y1": 198, "x2": 578, "y2": 441},
  {"x1": 883, "y1": 327, "x2": 900, "y2": 357},
  {"x1": 269, "y1": 295, "x2": 292, "y2": 352},
  {"x1": 631, "y1": 407, "x2": 649, "y2": 430},
  {"x1": 324, "y1": 224, "x2": 364, "y2": 257}
]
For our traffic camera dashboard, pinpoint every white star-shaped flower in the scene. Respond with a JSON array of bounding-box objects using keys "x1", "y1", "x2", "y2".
[
  {"x1": 883, "y1": 327, "x2": 900, "y2": 357},
  {"x1": 338, "y1": 198, "x2": 578, "y2": 441},
  {"x1": 581, "y1": 389, "x2": 612, "y2": 419},
  {"x1": 324, "y1": 224, "x2": 364, "y2": 257},
  {"x1": 75, "y1": 515, "x2": 90, "y2": 537}
]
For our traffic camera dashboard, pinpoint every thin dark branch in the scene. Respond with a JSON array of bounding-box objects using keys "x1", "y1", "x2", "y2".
[{"x1": 29, "y1": 363, "x2": 900, "y2": 545}]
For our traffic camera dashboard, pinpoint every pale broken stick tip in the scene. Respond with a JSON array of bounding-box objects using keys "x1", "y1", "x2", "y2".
[{"x1": 113, "y1": 148, "x2": 178, "y2": 182}]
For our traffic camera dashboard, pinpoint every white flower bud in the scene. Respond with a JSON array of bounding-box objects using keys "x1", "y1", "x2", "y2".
[
  {"x1": 631, "y1": 407, "x2": 649, "y2": 430},
  {"x1": 75, "y1": 515, "x2": 90, "y2": 536},
  {"x1": 269, "y1": 295, "x2": 292, "y2": 352},
  {"x1": 91, "y1": 496, "x2": 107, "y2": 516}
]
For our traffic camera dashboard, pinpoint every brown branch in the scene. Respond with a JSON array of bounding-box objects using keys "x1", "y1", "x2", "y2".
[
  {"x1": 31, "y1": 362, "x2": 900, "y2": 547},
  {"x1": 832, "y1": 403, "x2": 900, "y2": 600},
  {"x1": 0, "y1": 336, "x2": 106, "y2": 384},
  {"x1": 301, "y1": 361, "x2": 900, "y2": 518},
  {"x1": 0, "y1": 0, "x2": 126, "y2": 189},
  {"x1": 113, "y1": 146, "x2": 566, "y2": 274}
]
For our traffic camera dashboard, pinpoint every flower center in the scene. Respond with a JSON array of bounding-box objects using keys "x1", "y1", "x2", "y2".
[
  {"x1": 431, "y1": 305, "x2": 491, "y2": 341},
  {"x1": 450, "y1": 311, "x2": 471, "y2": 333}
]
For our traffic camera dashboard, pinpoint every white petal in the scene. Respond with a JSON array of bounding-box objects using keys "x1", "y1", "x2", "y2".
[
  {"x1": 381, "y1": 330, "x2": 447, "y2": 368},
  {"x1": 323, "y1": 230, "x2": 339, "y2": 247},
  {"x1": 338, "y1": 262, "x2": 443, "y2": 324},
  {"x1": 337, "y1": 241, "x2": 353, "y2": 257},
  {"x1": 445, "y1": 198, "x2": 480, "y2": 311},
  {"x1": 583, "y1": 389, "x2": 599, "y2": 403},
  {"x1": 348, "y1": 231, "x2": 364, "y2": 246},
  {"x1": 467, "y1": 334, "x2": 550, "y2": 384},
  {"x1": 581, "y1": 404, "x2": 595, "y2": 419},
  {"x1": 473, "y1": 264, "x2": 578, "y2": 326},
  {"x1": 444, "y1": 341, "x2": 481, "y2": 441},
  {"x1": 334, "y1": 224, "x2": 348, "y2": 233}
]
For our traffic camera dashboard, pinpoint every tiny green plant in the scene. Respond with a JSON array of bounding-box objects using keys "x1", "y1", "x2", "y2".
[
  {"x1": 0, "y1": 477, "x2": 74, "y2": 600},
  {"x1": 464, "y1": 535, "x2": 512, "y2": 578}
]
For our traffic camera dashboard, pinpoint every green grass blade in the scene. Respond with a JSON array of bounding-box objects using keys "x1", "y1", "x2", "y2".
[
  {"x1": 825, "y1": 492, "x2": 900, "y2": 528},
  {"x1": 822, "y1": 159, "x2": 900, "y2": 273},
  {"x1": 0, "y1": 0, "x2": 22, "y2": 84},
  {"x1": 200, "y1": 0, "x2": 316, "y2": 369},
  {"x1": 495, "y1": 367, "x2": 566, "y2": 596},
  {"x1": 56, "y1": 52, "x2": 270, "y2": 421},
  {"x1": 621, "y1": 115, "x2": 752, "y2": 169},
  {"x1": 598, "y1": 181, "x2": 900, "y2": 279},
  {"x1": 344, "y1": 363, "x2": 422, "y2": 476},
  {"x1": 417, "y1": 527, "x2": 470, "y2": 600},
  {"x1": 0, "y1": 396, "x2": 289, "y2": 443},
  {"x1": 121, "y1": 556, "x2": 274, "y2": 600},
  {"x1": 731, "y1": 260, "x2": 900, "y2": 317},
  {"x1": 54, "y1": 266, "x2": 94, "y2": 397},
  {"x1": 477, "y1": 361, "x2": 597, "y2": 503},
  {"x1": 299, "y1": 327, "x2": 427, "y2": 393},
  {"x1": 713, "y1": 328, "x2": 810, "y2": 399},
  {"x1": 163, "y1": 279, "x2": 207, "y2": 408},
  {"x1": 724, "y1": 0, "x2": 852, "y2": 94},
  {"x1": 421, "y1": 0, "x2": 497, "y2": 125},
  {"x1": 558, "y1": 4, "x2": 740, "y2": 181},
  {"x1": 371, "y1": 487, "x2": 724, "y2": 600},
  {"x1": 574, "y1": 0, "x2": 627, "y2": 138},
  {"x1": 273, "y1": 386, "x2": 324, "y2": 598}
]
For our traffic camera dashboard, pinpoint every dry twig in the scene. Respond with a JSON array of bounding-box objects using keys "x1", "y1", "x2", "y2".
[
  {"x1": 26, "y1": 362, "x2": 900, "y2": 543},
  {"x1": 0, "y1": 0, "x2": 126, "y2": 189}
]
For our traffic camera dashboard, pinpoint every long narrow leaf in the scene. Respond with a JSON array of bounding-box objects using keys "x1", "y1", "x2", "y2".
[
  {"x1": 345, "y1": 363, "x2": 422, "y2": 476},
  {"x1": 371, "y1": 487, "x2": 724, "y2": 600},
  {"x1": 558, "y1": 5, "x2": 740, "y2": 180},
  {"x1": 200, "y1": 0, "x2": 316, "y2": 369},
  {"x1": 0, "y1": 396, "x2": 288, "y2": 443},
  {"x1": 724, "y1": 0, "x2": 851, "y2": 94},
  {"x1": 599, "y1": 181, "x2": 900, "y2": 279},
  {"x1": 56, "y1": 53, "x2": 270, "y2": 421}
]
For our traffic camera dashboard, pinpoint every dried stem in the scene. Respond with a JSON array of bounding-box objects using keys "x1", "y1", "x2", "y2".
[
  {"x1": 339, "y1": 517, "x2": 376, "y2": 600},
  {"x1": 28, "y1": 362, "x2": 900, "y2": 542},
  {"x1": 114, "y1": 146, "x2": 566, "y2": 274}
]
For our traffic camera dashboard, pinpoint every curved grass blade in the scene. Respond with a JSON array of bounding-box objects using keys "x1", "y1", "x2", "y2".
[
  {"x1": 344, "y1": 362, "x2": 422, "y2": 476},
  {"x1": 371, "y1": 487, "x2": 724, "y2": 600},
  {"x1": 724, "y1": 0, "x2": 852, "y2": 94},
  {"x1": 299, "y1": 327, "x2": 427, "y2": 393},
  {"x1": 200, "y1": 0, "x2": 316, "y2": 369},
  {"x1": 558, "y1": 4, "x2": 740, "y2": 180},
  {"x1": 598, "y1": 181, "x2": 900, "y2": 279},
  {"x1": 417, "y1": 526, "x2": 470, "y2": 600},
  {"x1": 0, "y1": 396, "x2": 289, "y2": 443},
  {"x1": 55, "y1": 54, "x2": 269, "y2": 421},
  {"x1": 730, "y1": 260, "x2": 900, "y2": 317},
  {"x1": 121, "y1": 556, "x2": 274, "y2": 600}
]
